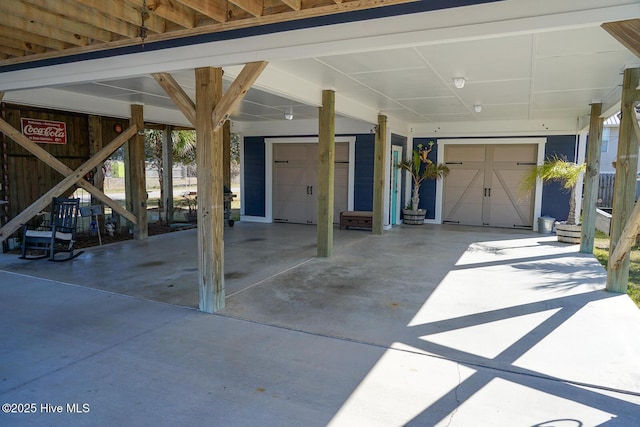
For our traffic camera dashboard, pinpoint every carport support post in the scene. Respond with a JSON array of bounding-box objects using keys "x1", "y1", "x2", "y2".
[
  {"x1": 88, "y1": 115, "x2": 105, "y2": 206},
  {"x1": 196, "y1": 67, "x2": 225, "y2": 313},
  {"x1": 129, "y1": 104, "x2": 147, "y2": 239},
  {"x1": 372, "y1": 114, "x2": 387, "y2": 234},
  {"x1": 580, "y1": 102, "x2": 603, "y2": 254},
  {"x1": 606, "y1": 67, "x2": 640, "y2": 293},
  {"x1": 317, "y1": 89, "x2": 335, "y2": 257},
  {"x1": 162, "y1": 125, "x2": 173, "y2": 224}
]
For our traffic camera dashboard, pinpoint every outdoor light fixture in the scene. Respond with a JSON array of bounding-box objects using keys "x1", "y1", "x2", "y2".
[
  {"x1": 474, "y1": 104, "x2": 482, "y2": 113},
  {"x1": 453, "y1": 77, "x2": 465, "y2": 89},
  {"x1": 284, "y1": 110, "x2": 293, "y2": 120}
]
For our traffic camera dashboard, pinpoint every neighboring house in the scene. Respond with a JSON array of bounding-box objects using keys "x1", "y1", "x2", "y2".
[{"x1": 599, "y1": 114, "x2": 622, "y2": 174}]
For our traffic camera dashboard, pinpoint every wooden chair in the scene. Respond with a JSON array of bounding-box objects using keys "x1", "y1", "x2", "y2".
[{"x1": 20, "y1": 197, "x2": 83, "y2": 261}]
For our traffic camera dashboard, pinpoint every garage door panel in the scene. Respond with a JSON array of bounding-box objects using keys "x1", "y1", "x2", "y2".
[
  {"x1": 444, "y1": 143, "x2": 536, "y2": 228},
  {"x1": 273, "y1": 143, "x2": 348, "y2": 225}
]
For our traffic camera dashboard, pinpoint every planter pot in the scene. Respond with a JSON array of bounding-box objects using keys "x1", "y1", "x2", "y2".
[
  {"x1": 555, "y1": 222, "x2": 581, "y2": 244},
  {"x1": 402, "y1": 209, "x2": 426, "y2": 225}
]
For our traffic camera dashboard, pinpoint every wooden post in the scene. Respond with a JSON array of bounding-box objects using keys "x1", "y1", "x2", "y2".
[
  {"x1": 606, "y1": 67, "x2": 640, "y2": 293},
  {"x1": 580, "y1": 103, "x2": 603, "y2": 254},
  {"x1": 196, "y1": 67, "x2": 225, "y2": 313},
  {"x1": 88, "y1": 115, "x2": 105, "y2": 206},
  {"x1": 162, "y1": 125, "x2": 173, "y2": 224},
  {"x1": 129, "y1": 104, "x2": 147, "y2": 239},
  {"x1": 223, "y1": 120, "x2": 231, "y2": 191},
  {"x1": 372, "y1": 114, "x2": 387, "y2": 234},
  {"x1": 317, "y1": 89, "x2": 335, "y2": 258}
]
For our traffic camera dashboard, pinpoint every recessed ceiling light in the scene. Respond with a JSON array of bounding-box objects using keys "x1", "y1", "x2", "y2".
[{"x1": 453, "y1": 77, "x2": 465, "y2": 89}]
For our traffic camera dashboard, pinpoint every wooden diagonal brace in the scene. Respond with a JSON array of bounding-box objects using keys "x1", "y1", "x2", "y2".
[
  {"x1": 0, "y1": 124, "x2": 137, "y2": 242},
  {"x1": 152, "y1": 73, "x2": 196, "y2": 126},
  {"x1": 212, "y1": 61, "x2": 267, "y2": 131},
  {"x1": 610, "y1": 196, "x2": 640, "y2": 270},
  {"x1": 0, "y1": 117, "x2": 136, "y2": 224}
]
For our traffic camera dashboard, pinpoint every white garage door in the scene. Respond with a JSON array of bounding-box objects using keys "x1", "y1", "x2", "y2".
[
  {"x1": 443, "y1": 144, "x2": 537, "y2": 228},
  {"x1": 273, "y1": 143, "x2": 348, "y2": 225}
]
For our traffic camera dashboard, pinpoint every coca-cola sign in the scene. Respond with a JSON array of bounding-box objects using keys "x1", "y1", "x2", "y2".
[{"x1": 20, "y1": 118, "x2": 67, "y2": 144}]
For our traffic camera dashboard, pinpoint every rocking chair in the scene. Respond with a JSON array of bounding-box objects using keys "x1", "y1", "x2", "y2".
[{"x1": 20, "y1": 197, "x2": 83, "y2": 261}]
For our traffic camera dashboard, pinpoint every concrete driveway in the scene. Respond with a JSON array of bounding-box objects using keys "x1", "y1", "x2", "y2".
[{"x1": 1, "y1": 223, "x2": 639, "y2": 426}]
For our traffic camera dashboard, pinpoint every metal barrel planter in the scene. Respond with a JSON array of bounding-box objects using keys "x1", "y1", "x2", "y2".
[{"x1": 402, "y1": 209, "x2": 426, "y2": 225}]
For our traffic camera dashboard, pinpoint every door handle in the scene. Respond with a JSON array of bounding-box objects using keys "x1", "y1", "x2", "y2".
[
  {"x1": 306, "y1": 186, "x2": 310, "y2": 194},
  {"x1": 310, "y1": 186, "x2": 313, "y2": 195}
]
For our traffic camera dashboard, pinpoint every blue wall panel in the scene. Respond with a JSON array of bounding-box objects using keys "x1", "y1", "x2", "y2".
[
  {"x1": 354, "y1": 134, "x2": 375, "y2": 211},
  {"x1": 243, "y1": 137, "x2": 266, "y2": 217},
  {"x1": 413, "y1": 138, "x2": 440, "y2": 219},
  {"x1": 541, "y1": 135, "x2": 578, "y2": 222}
]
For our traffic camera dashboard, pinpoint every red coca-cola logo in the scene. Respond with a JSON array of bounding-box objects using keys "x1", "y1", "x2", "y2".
[{"x1": 20, "y1": 118, "x2": 67, "y2": 144}]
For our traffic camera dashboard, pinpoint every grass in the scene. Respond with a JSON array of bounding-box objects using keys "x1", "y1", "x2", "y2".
[{"x1": 592, "y1": 230, "x2": 640, "y2": 308}]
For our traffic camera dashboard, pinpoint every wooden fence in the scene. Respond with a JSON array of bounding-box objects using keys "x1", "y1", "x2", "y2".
[{"x1": 598, "y1": 173, "x2": 615, "y2": 208}]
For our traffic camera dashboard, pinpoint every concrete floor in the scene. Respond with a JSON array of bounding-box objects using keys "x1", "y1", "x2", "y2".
[{"x1": 1, "y1": 223, "x2": 639, "y2": 426}]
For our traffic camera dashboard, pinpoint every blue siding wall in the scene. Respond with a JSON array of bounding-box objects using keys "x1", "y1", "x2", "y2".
[
  {"x1": 541, "y1": 135, "x2": 578, "y2": 222},
  {"x1": 354, "y1": 134, "x2": 375, "y2": 211},
  {"x1": 243, "y1": 137, "x2": 265, "y2": 217},
  {"x1": 413, "y1": 138, "x2": 440, "y2": 219},
  {"x1": 243, "y1": 134, "x2": 375, "y2": 217}
]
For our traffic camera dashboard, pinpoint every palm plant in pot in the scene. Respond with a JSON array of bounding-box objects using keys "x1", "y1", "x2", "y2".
[
  {"x1": 521, "y1": 155, "x2": 585, "y2": 243},
  {"x1": 398, "y1": 141, "x2": 449, "y2": 225}
]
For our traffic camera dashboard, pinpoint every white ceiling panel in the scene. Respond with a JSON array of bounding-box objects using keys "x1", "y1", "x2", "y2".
[
  {"x1": 532, "y1": 89, "x2": 612, "y2": 110},
  {"x1": 534, "y1": 51, "x2": 635, "y2": 92},
  {"x1": 416, "y1": 35, "x2": 534, "y2": 83},
  {"x1": 399, "y1": 97, "x2": 467, "y2": 115},
  {"x1": 279, "y1": 58, "x2": 365, "y2": 92},
  {"x1": 535, "y1": 26, "x2": 632, "y2": 58},
  {"x1": 475, "y1": 104, "x2": 530, "y2": 120},
  {"x1": 318, "y1": 48, "x2": 427, "y2": 75},
  {"x1": 456, "y1": 80, "x2": 532, "y2": 105},
  {"x1": 352, "y1": 68, "x2": 450, "y2": 99}
]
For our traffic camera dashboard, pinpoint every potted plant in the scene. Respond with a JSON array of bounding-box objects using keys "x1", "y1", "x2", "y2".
[
  {"x1": 521, "y1": 155, "x2": 585, "y2": 243},
  {"x1": 398, "y1": 141, "x2": 449, "y2": 225}
]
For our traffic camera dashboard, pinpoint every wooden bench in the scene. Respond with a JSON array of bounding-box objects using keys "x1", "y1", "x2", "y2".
[{"x1": 340, "y1": 211, "x2": 373, "y2": 230}]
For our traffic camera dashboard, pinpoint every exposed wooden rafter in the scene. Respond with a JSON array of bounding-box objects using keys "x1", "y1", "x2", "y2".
[
  {"x1": 0, "y1": 0, "x2": 420, "y2": 67},
  {"x1": 602, "y1": 19, "x2": 640, "y2": 59}
]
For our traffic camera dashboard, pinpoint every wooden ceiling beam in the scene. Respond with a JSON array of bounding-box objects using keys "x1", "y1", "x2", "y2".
[
  {"x1": 602, "y1": 19, "x2": 640, "y2": 59},
  {"x1": 146, "y1": 0, "x2": 197, "y2": 29},
  {"x1": 23, "y1": 0, "x2": 140, "y2": 38},
  {"x1": 229, "y1": 0, "x2": 263, "y2": 18},
  {"x1": 0, "y1": 46, "x2": 26, "y2": 58},
  {"x1": 280, "y1": 0, "x2": 301, "y2": 11},
  {"x1": 72, "y1": 0, "x2": 166, "y2": 34},
  {"x1": 2, "y1": 36, "x2": 47, "y2": 54},
  {"x1": 0, "y1": 0, "x2": 420, "y2": 66},
  {"x1": 174, "y1": 0, "x2": 227, "y2": 23},
  {"x1": 2, "y1": 15, "x2": 89, "y2": 47},
  {"x1": 0, "y1": 26, "x2": 69, "y2": 51},
  {"x1": 0, "y1": 1, "x2": 114, "y2": 43}
]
